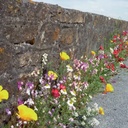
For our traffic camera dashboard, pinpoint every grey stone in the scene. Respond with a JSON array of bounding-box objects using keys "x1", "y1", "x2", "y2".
[{"x1": 0, "y1": 0, "x2": 128, "y2": 98}]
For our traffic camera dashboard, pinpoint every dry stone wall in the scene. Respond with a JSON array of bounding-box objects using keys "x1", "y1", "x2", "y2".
[{"x1": 0, "y1": 0, "x2": 128, "y2": 96}]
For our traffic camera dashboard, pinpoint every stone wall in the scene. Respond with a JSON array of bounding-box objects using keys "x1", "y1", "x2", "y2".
[{"x1": 0, "y1": 0, "x2": 128, "y2": 95}]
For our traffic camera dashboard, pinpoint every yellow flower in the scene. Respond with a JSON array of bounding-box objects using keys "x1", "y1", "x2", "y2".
[
  {"x1": 99, "y1": 107, "x2": 105, "y2": 115},
  {"x1": 110, "y1": 40, "x2": 113, "y2": 43},
  {"x1": 0, "y1": 85, "x2": 9, "y2": 102},
  {"x1": 91, "y1": 51, "x2": 96, "y2": 56},
  {"x1": 60, "y1": 51, "x2": 70, "y2": 60},
  {"x1": 125, "y1": 41, "x2": 128, "y2": 45},
  {"x1": 104, "y1": 83, "x2": 114, "y2": 93},
  {"x1": 17, "y1": 104, "x2": 38, "y2": 121},
  {"x1": 48, "y1": 71, "x2": 58, "y2": 80}
]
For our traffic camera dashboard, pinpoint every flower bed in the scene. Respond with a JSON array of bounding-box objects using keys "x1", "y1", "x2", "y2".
[{"x1": 0, "y1": 30, "x2": 128, "y2": 128}]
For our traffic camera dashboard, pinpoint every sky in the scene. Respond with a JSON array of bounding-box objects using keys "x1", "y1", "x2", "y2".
[{"x1": 34, "y1": 0, "x2": 128, "y2": 21}]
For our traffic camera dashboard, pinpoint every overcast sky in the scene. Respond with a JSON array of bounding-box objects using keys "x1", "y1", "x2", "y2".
[{"x1": 34, "y1": 0, "x2": 128, "y2": 21}]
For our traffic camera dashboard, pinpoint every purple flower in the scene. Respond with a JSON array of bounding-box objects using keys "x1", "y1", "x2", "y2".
[
  {"x1": 18, "y1": 98, "x2": 23, "y2": 105},
  {"x1": 5, "y1": 108, "x2": 11, "y2": 115},
  {"x1": 17, "y1": 81, "x2": 24, "y2": 90},
  {"x1": 80, "y1": 62, "x2": 89, "y2": 71},
  {"x1": 26, "y1": 81, "x2": 34, "y2": 90},
  {"x1": 98, "y1": 54, "x2": 104, "y2": 60}
]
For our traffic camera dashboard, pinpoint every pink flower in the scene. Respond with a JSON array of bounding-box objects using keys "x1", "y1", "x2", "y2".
[{"x1": 59, "y1": 84, "x2": 66, "y2": 90}]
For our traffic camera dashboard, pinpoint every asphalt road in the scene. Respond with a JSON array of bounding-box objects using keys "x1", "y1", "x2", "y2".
[{"x1": 93, "y1": 59, "x2": 128, "y2": 128}]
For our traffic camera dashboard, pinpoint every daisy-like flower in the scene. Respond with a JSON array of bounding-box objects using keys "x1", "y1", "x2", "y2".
[
  {"x1": 67, "y1": 97, "x2": 76, "y2": 107},
  {"x1": 60, "y1": 51, "x2": 70, "y2": 60},
  {"x1": 17, "y1": 104, "x2": 38, "y2": 121},
  {"x1": 0, "y1": 85, "x2": 9, "y2": 102}
]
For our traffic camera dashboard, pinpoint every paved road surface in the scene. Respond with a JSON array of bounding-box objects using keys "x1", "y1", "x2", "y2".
[{"x1": 93, "y1": 59, "x2": 128, "y2": 128}]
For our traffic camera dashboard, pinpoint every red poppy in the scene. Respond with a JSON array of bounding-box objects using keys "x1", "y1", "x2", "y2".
[
  {"x1": 117, "y1": 57, "x2": 124, "y2": 62},
  {"x1": 104, "y1": 54, "x2": 108, "y2": 58},
  {"x1": 106, "y1": 63, "x2": 115, "y2": 71},
  {"x1": 99, "y1": 76, "x2": 106, "y2": 84},
  {"x1": 120, "y1": 64, "x2": 128, "y2": 68},
  {"x1": 99, "y1": 45, "x2": 104, "y2": 50},
  {"x1": 122, "y1": 31, "x2": 127, "y2": 36},
  {"x1": 51, "y1": 88, "x2": 60, "y2": 98},
  {"x1": 113, "y1": 50, "x2": 119, "y2": 57}
]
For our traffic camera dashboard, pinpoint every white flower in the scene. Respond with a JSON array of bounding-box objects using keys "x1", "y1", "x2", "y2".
[
  {"x1": 98, "y1": 50, "x2": 104, "y2": 54},
  {"x1": 110, "y1": 47, "x2": 114, "y2": 54},
  {"x1": 34, "y1": 106, "x2": 38, "y2": 111},
  {"x1": 73, "y1": 112, "x2": 78, "y2": 117},
  {"x1": 89, "y1": 118, "x2": 100, "y2": 126},
  {"x1": 70, "y1": 90, "x2": 76, "y2": 96},
  {"x1": 86, "y1": 107, "x2": 91, "y2": 116},
  {"x1": 69, "y1": 118, "x2": 74, "y2": 122},
  {"x1": 66, "y1": 65, "x2": 73, "y2": 72},
  {"x1": 67, "y1": 100, "x2": 74, "y2": 107},
  {"x1": 93, "y1": 103, "x2": 99, "y2": 111},
  {"x1": 82, "y1": 115, "x2": 87, "y2": 121},
  {"x1": 73, "y1": 75, "x2": 80, "y2": 80},
  {"x1": 24, "y1": 98, "x2": 34, "y2": 105},
  {"x1": 67, "y1": 97, "x2": 76, "y2": 107},
  {"x1": 89, "y1": 95, "x2": 92, "y2": 99},
  {"x1": 26, "y1": 88, "x2": 30, "y2": 95},
  {"x1": 42, "y1": 53, "x2": 48, "y2": 66},
  {"x1": 60, "y1": 89, "x2": 67, "y2": 95},
  {"x1": 71, "y1": 97, "x2": 76, "y2": 102},
  {"x1": 23, "y1": 121, "x2": 27, "y2": 124},
  {"x1": 81, "y1": 121, "x2": 85, "y2": 126},
  {"x1": 45, "y1": 84, "x2": 50, "y2": 89}
]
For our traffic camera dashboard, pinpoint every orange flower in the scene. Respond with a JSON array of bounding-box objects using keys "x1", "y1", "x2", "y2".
[
  {"x1": 99, "y1": 107, "x2": 105, "y2": 115},
  {"x1": 91, "y1": 51, "x2": 96, "y2": 56},
  {"x1": 60, "y1": 52, "x2": 70, "y2": 60},
  {"x1": 17, "y1": 104, "x2": 38, "y2": 121},
  {"x1": 104, "y1": 83, "x2": 114, "y2": 94}
]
